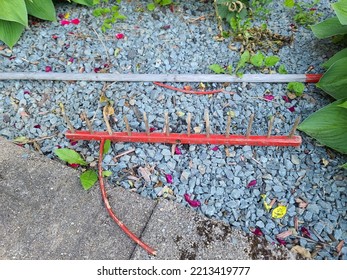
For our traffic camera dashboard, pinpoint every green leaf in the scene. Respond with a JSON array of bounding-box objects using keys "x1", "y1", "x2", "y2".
[
  {"x1": 0, "y1": 19, "x2": 25, "y2": 48},
  {"x1": 278, "y1": 64, "x2": 288, "y2": 74},
  {"x1": 54, "y1": 148, "x2": 87, "y2": 165},
  {"x1": 0, "y1": 0, "x2": 28, "y2": 26},
  {"x1": 338, "y1": 100, "x2": 347, "y2": 109},
  {"x1": 71, "y1": 0, "x2": 95, "y2": 6},
  {"x1": 250, "y1": 51, "x2": 265, "y2": 67},
  {"x1": 322, "y1": 48, "x2": 347, "y2": 69},
  {"x1": 147, "y1": 3, "x2": 156, "y2": 11},
  {"x1": 287, "y1": 82, "x2": 305, "y2": 96},
  {"x1": 80, "y1": 170, "x2": 98, "y2": 190},
  {"x1": 103, "y1": 139, "x2": 111, "y2": 155},
  {"x1": 102, "y1": 170, "x2": 112, "y2": 177},
  {"x1": 340, "y1": 162, "x2": 347, "y2": 169},
  {"x1": 235, "y1": 50, "x2": 250, "y2": 72},
  {"x1": 316, "y1": 57, "x2": 347, "y2": 100},
  {"x1": 298, "y1": 98, "x2": 347, "y2": 154},
  {"x1": 284, "y1": 0, "x2": 295, "y2": 8},
  {"x1": 25, "y1": 0, "x2": 56, "y2": 21},
  {"x1": 208, "y1": 64, "x2": 225, "y2": 74},
  {"x1": 264, "y1": 56, "x2": 280, "y2": 67},
  {"x1": 160, "y1": 0, "x2": 172, "y2": 5},
  {"x1": 332, "y1": 0, "x2": 347, "y2": 25},
  {"x1": 311, "y1": 17, "x2": 347, "y2": 39}
]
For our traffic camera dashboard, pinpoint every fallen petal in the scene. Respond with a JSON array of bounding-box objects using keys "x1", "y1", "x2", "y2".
[
  {"x1": 282, "y1": 95, "x2": 290, "y2": 103},
  {"x1": 94, "y1": 67, "x2": 101, "y2": 73},
  {"x1": 69, "y1": 140, "x2": 78, "y2": 146},
  {"x1": 24, "y1": 90, "x2": 31, "y2": 95},
  {"x1": 336, "y1": 240, "x2": 344, "y2": 256},
  {"x1": 149, "y1": 127, "x2": 157, "y2": 132},
  {"x1": 300, "y1": 227, "x2": 311, "y2": 238},
  {"x1": 115, "y1": 33, "x2": 125, "y2": 39},
  {"x1": 184, "y1": 193, "x2": 201, "y2": 208},
  {"x1": 33, "y1": 124, "x2": 41, "y2": 129},
  {"x1": 288, "y1": 106, "x2": 295, "y2": 112},
  {"x1": 175, "y1": 146, "x2": 182, "y2": 155},
  {"x1": 212, "y1": 146, "x2": 219, "y2": 151},
  {"x1": 68, "y1": 163, "x2": 79, "y2": 169},
  {"x1": 69, "y1": 57, "x2": 74, "y2": 63},
  {"x1": 247, "y1": 179, "x2": 257, "y2": 188},
  {"x1": 52, "y1": 34, "x2": 58, "y2": 40},
  {"x1": 161, "y1": 25, "x2": 171, "y2": 30},
  {"x1": 251, "y1": 227, "x2": 263, "y2": 236},
  {"x1": 165, "y1": 174, "x2": 173, "y2": 184},
  {"x1": 276, "y1": 238, "x2": 287, "y2": 246},
  {"x1": 70, "y1": 18, "x2": 80, "y2": 25},
  {"x1": 264, "y1": 94, "x2": 274, "y2": 101},
  {"x1": 45, "y1": 66, "x2": 52, "y2": 72},
  {"x1": 60, "y1": 20, "x2": 70, "y2": 26},
  {"x1": 276, "y1": 230, "x2": 293, "y2": 240}
]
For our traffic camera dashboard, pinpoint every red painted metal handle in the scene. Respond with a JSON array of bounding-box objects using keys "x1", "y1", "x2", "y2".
[
  {"x1": 66, "y1": 131, "x2": 302, "y2": 147},
  {"x1": 305, "y1": 74, "x2": 323, "y2": 83}
]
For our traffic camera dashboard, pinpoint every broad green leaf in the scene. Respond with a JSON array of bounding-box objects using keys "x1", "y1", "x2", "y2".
[
  {"x1": 278, "y1": 64, "x2": 288, "y2": 74},
  {"x1": 340, "y1": 162, "x2": 347, "y2": 169},
  {"x1": 338, "y1": 100, "x2": 347, "y2": 109},
  {"x1": 0, "y1": 0, "x2": 28, "y2": 26},
  {"x1": 235, "y1": 50, "x2": 250, "y2": 72},
  {"x1": 250, "y1": 51, "x2": 265, "y2": 67},
  {"x1": 54, "y1": 148, "x2": 87, "y2": 165},
  {"x1": 72, "y1": 0, "x2": 95, "y2": 6},
  {"x1": 298, "y1": 98, "x2": 347, "y2": 154},
  {"x1": 147, "y1": 3, "x2": 156, "y2": 11},
  {"x1": 103, "y1": 139, "x2": 111, "y2": 155},
  {"x1": 0, "y1": 19, "x2": 25, "y2": 48},
  {"x1": 316, "y1": 57, "x2": 347, "y2": 99},
  {"x1": 80, "y1": 170, "x2": 98, "y2": 190},
  {"x1": 332, "y1": 0, "x2": 347, "y2": 25},
  {"x1": 284, "y1": 0, "x2": 295, "y2": 8},
  {"x1": 25, "y1": 0, "x2": 56, "y2": 21},
  {"x1": 287, "y1": 82, "x2": 305, "y2": 96},
  {"x1": 272, "y1": 205, "x2": 287, "y2": 219},
  {"x1": 208, "y1": 64, "x2": 225, "y2": 74},
  {"x1": 161, "y1": 0, "x2": 172, "y2": 5},
  {"x1": 311, "y1": 17, "x2": 347, "y2": 39},
  {"x1": 264, "y1": 56, "x2": 280, "y2": 67},
  {"x1": 322, "y1": 48, "x2": 347, "y2": 69},
  {"x1": 102, "y1": 170, "x2": 112, "y2": 177}
]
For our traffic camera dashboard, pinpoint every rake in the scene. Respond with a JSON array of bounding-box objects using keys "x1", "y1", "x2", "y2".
[{"x1": 4, "y1": 72, "x2": 322, "y2": 256}]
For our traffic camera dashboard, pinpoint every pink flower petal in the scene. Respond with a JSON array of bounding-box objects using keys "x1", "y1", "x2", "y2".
[
  {"x1": 115, "y1": 33, "x2": 125, "y2": 39},
  {"x1": 175, "y1": 146, "x2": 182, "y2": 155},
  {"x1": 24, "y1": 90, "x2": 31, "y2": 95},
  {"x1": 68, "y1": 163, "x2": 79, "y2": 169},
  {"x1": 58, "y1": 13, "x2": 65, "y2": 19},
  {"x1": 69, "y1": 140, "x2": 78, "y2": 146},
  {"x1": 251, "y1": 227, "x2": 263, "y2": 236},
  {"x1": 69, "y1": 57, "x2": 74, "y2": 63},
  {"x1": 301, "y1": 227, "x2": 311, "y2": 238},
  {"x1": 264, "y1": 94, "x2": 274, "y2": 101},
  {"x1": 282, "y1": 96, "x2": 290, "y2": 103},
  {"x1": 94, "y1": 67, "x2": 101, "y2": 73},
  {"x1": 161, "y1": 25, "x2": 171, "y2": 30},
  {"x1": 184, "y1": 193, "x2": 201, "y2": 208},
  {"x1": 276, "y1": 238, "x2": 286, "y2": 246},
  {"x1": 60, "y1": 20, "x2": 70, "y2": 26},
  {"x1": 70, "y1": 18, "x2": 80, "y2": 25},
  {"x1": 45, "y1": 66, "x2": 52, "y2": 72},
  {"x1": 33, "y1": 124, "x2": 41, "y2": 129},
  {"x1": 288, "y1": 106, "x2": 295, "y2": 112},
  {"x1": 212, "y1": 146, "x2": 219, "y2": 151},
  {"x1": 52, "y1": 34, "x2": 58, "y2": 40},
  {"x1": 149, "y1": 127, "x2": 157, "y2": 132},
  {"x1": 165, "y1": 174, "x2": 173, "y2": 184},
  {"x1": 247, "y1": 179, "x2": 257, "y2": 188}
]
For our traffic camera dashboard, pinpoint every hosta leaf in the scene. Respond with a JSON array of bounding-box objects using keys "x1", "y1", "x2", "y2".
[
  {"x1": 0, "y1": 19, "x2": 25, "y2": 48},
  {"x1": 80, "y1": 170, "x2": 98, "y2": 190},
  {"x1": 311, "y1": 17, "x2": 347, "y2": 39},
  {"x1": 316, "y1": 57, "x2": 347, "y2": 99},
  {"x1": 54, "y1": 148, "x2": 87, "y2": 165},
  {"x1": 338, "y1": 100, "x2": 347, "y2": 109},
  {"x1": 322, "y1": 48, "x2": 347, "y2": 69},
  {"x1": 340, "y1": 163, "x2": 347, "y2": 169},
  {"x1": 332, "y1": 0, "x2": 347, "y2": 25},
  {"x1": 72, "y1": 0, "x2": 95, "y2": 6},
  {"x1": 0, "y1": 0, "x2": 28, "y2": 26},
  {"x1": 24, "y1": 0, "x2": 56, "y2": 21},
  {"x1": 298, "y1": 98, "x2": 347, "y2": 154}
]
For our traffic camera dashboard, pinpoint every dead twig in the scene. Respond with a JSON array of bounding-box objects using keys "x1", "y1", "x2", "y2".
[{"x1": 112, "y1": 148, "x2": 136, "y2": 162}]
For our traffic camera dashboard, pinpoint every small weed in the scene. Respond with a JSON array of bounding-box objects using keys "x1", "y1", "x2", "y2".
[
  {"x1": 284, "y1": 0, "x2": 322, "y2": 27},
  {"x1": 147, "y1": 0, "x2": 173, "y2": 11},
  {"x1": 93, "y1": 0, "x2": 126, "y2": 32},
  {"x1": 287, "y1": 81, "x2": 305, "y2": 97}
]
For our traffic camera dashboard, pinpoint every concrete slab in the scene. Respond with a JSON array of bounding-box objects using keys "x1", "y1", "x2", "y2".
[
  {"x1": 132, "y1": 200, "x2": 295, "y2": 260},
  {"x1": 0, "y1": 137, "x2": 156, "y2": 259}
]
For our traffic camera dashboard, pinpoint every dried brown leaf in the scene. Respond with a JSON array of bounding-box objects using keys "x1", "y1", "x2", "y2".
[
  {"x1": 276, "y1": 230, "x2": 293, "y2": 240},
  {"x1": 336, "y1": 240, "x2": 344, "y2": 256},
  {"x1": 294, "y1": 216, "x2": 299, "y2": 231},
  {"x1": 138, "y1": 167, "x2": 151, "y2": 182},
  {"x1": 127, "y1": 175, "x2": 139, "y2": 181},
  {"x1": 291, "y1": 245, "x2": 312, "y2": 259},
  {"x1": 269, "y1": 198, "x2": 277, "y2": 208}
]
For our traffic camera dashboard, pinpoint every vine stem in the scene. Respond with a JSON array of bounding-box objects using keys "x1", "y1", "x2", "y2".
[
  {"x1": 98, "y1": 139, "x2": 157, "y2": 255},
  {"x1": 153, "y1": 82, "x2": 225, "y2": 95}
]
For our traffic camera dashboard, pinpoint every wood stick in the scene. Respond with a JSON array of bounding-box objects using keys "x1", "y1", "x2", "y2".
[
  {"x1": 164, "y1": 111, "x2": 170, "y2": 136},
  {"x1": 113, "y1": 148, "x2": 136, "y2": 160},
  {"x1": 0, "y1": 72, "x2": 322, "y2": 83},
  {"x1": 205, "y1": 109, "x2": 210, "y2": 137},
  {"x1": 289, "y1": 116, "x2": 301, "y2": 138},
  {"x1": 225, "y1": 114, "x2": 232, "y2": 138},
  {"x1": 246, "y1": 114, "x2": 254, "y2": 138},
  {"x1": 123, "y1": 115, "x2": 131, "y2": 136},
  {"x1": 267, "y1": 116, "x2": 274, "y2": 138},
  {"x1": 103, "y1": 106, "x2": 113, "y2": 135},
  {"x1": 186, "y1": 113, "x2": 191, "y2": 136},
  {"x1": 59, "y1": 103, "x2": 75, "y2": 133},
  {"x1": 143, "y1": 112, "x2": 150, "y2": 135},
  {"x1": 81, "y1": 111, "x2": 93, "y2": 133}
]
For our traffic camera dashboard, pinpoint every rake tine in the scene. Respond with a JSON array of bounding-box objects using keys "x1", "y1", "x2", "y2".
[
  {"x1": 267, "y1": 116, "x2": 274, "y2": 138},
  {"x1": 143, "y1": 111, "x2": 150, "y2": 135},
  {"x1": 245, "y1": 113, "x2": 254, "y2": 138},
  {"x1": 289, "y1": 116, "x2": 301, "y2": 138},
  {"x1": 205, "y1": 109, "x2": 210, "y2": 137},
  {"x1": 186, "y1": 113, "x2": 191, "y2": 136},
  {"x1": 123, "y1": 115, "x2": 131, "y2": 136},
  {"x1": 164, "y1": 111, "x2": 170, "y2": 136},
  {"x1": 81, "y1": 111, "x2": 93, "y2": 134},
  {"x1": 225, "y1": 114, "x2": 232, "y2": 138}
]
